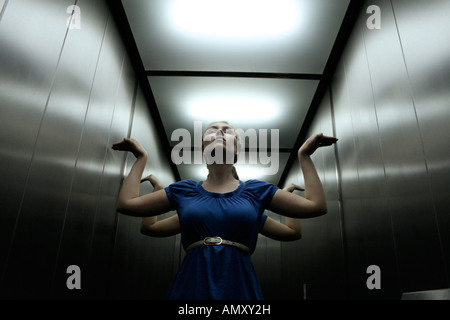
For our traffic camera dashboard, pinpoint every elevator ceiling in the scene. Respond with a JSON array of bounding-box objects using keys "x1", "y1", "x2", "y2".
[{"x1": 115, "y1": 0, "x2": 356, "y2": 185}]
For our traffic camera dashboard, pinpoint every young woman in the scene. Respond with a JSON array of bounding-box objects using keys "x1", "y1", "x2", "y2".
[{"x1": 112, "y1": 121, "x2": 337, "y2": 299}]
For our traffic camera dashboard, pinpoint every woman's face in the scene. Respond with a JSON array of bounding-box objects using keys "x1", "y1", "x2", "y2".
[{"x1": 202, "y1": 122, "x2": 239, "y2": 164}]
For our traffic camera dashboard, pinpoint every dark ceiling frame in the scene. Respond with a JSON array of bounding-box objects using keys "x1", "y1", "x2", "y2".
[
  {"x1": 108, "y1": 0, "x2": 364, "y2": 186},
  {"x1": 146, "y1": 70, "x2": 322, "y2": 80}
]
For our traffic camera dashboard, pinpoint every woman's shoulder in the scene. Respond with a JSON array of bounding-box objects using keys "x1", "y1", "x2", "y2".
[
  {"x1": 241, "y1": 179, "x2": 278, "y2": 191},
  {"x1": 171, "y1": 179, "x2": 197, "y2": 186},
  {"x1": 167, "y1": 179, "x2": 198, "y2": 190},
  {"x1": 242, "y1": 179, "x2": 273, "y2": 186},
  {"x1": 240, "y1": 179, "x2": 279, "y2": 204},
  {"x1": 165, "y1": 179, "x2": 199, "y2": 199}
]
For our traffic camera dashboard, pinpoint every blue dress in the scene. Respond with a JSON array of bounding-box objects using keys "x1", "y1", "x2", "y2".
[{"x1": 164, "y1": 179, "x2": 279, "y2": 300}]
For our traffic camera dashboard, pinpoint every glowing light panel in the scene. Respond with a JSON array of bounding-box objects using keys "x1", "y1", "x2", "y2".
[
  {"x1": 189, "y1": 98, "x2": 279, "y2": 121},
  {"x1": 170, "y1": 0, "x2": 301, "y2": 38}
]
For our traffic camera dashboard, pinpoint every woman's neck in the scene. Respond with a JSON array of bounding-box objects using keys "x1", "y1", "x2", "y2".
[
  {"x1": 205, "y1": 164, "x2": 236, "y2": 183},
  {"x1": 203, "y1": 164, "x2": 239, "y2": 193}
]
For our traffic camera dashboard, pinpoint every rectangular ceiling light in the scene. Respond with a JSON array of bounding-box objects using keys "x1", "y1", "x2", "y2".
[
  {"x1": 170, "y1": 0, "x2": 302, "y2": 38},
  {"x1": 123, "y1": 0, "x2": 351, "y2": 73},
  {"x1": 189, "y1": 97, "x2": 279, "y2": 122}
]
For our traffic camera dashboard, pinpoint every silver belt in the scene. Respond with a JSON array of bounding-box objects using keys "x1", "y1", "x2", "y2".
[{"x1": 186, "y1": 237, "x2": 251, "y2": 255}]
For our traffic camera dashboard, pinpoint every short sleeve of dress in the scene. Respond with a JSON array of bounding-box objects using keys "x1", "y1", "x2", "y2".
[
  {"x1": 259, "y1": 213, "x2": 269, "y2": 232},
  {"x1": 164, "y1": 180, "x2": 197, "y2": 210},
  {"x1": 243, "y1": 179, "x2": 279, "y2": 208},
  {"x1": 240, "y1": 180, "x2": 279, "y2": 232}
]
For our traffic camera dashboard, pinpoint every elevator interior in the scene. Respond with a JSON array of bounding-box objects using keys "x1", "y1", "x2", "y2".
[{"x1": 0, "y1": 0, "x2": 449, "y2": 300}]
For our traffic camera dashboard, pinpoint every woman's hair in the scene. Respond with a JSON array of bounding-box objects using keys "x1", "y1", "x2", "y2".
[
  {"x1": 203, "y1": 121, "x2": 241, "y2": 180},
  {"x1": 231, "y1": 166, "x2": 239, "y2": 180}
]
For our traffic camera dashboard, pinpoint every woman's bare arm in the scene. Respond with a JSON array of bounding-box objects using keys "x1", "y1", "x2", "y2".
[
  {"x1": 141, "y1": 214, "x2": 180, "y2": 237},
  {"x1": 139, "y1": 174, "x2": 180, "y2": 237},
  {"x1": 112, "y1": 139, "x2": 172, "y2": 217},
  {"x1": 261, "y1": 184, "x2": 303, "y2": 241},
  {"x1": 268, "y1": 133, "x2": 337, "y2": 218}
]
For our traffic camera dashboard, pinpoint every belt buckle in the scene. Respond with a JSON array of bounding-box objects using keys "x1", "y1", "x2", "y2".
[{"x1": 203, "y1": 236, "x2": 223, "y2": 246}]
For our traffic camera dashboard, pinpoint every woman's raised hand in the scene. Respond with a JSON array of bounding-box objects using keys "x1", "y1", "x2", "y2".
[
  {"x1": 112, "y1": 138, "x2": 147, "y2": 158},
  {"x1": 298, "y1": 133, "x2": 338, "y2": 156},
  {"x1": 283, "y1": 183, "x2": 305, "y2": 193}
]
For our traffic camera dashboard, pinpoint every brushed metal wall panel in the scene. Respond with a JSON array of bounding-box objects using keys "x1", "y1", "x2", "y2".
[
  {"x1": 0, "y1": 0, "x2": 73, "y2": 291},
  {"x1": 2, "y1": 0, "x2": 111, "y2": 298},
  {"x1": 330, "y1": 57, "x2": 365, "y2": 298},
  {"x1": 334, "y1": 11, "x2": 399, "y2": 298},
  {"x1": 326, "y1": 0, "x2": 449, "y2": 298},
  {"x1": 87, "y1": 56, "x2": 136, "y2": 299},
  {"x1": 276, "y1": 89, "x2": 346, "y2": 299},
  {"x1": 392, "y1": 0, "x2": 450, "y2": 285},
  {"x1": 50, "y1": 10, "x2": 129, "y2": 298},
  {"x1": 362, "y1": 0, "x2": 446, "y2": 292},
  {"x1": 311, "y1": 91, "x2": 347, "y2": 299},
  {"x1": 109, "y1": 87, "x2": 178, "y2": 299},
  {"x1": 277, "y1": 0, "x2": 450, "y2": 299},
  {"x1": 0, "y1": 0, "x2": 90, "y2": 298},
  {"x1": 298, "y1": 92, "x2": 346, "y2": 299},
  {"x1": 0, "y1": 0, "x2": 178, "y2": 299},
  {"x1": 131, "y1": 88, "x2": 179, "y2": 299}
]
